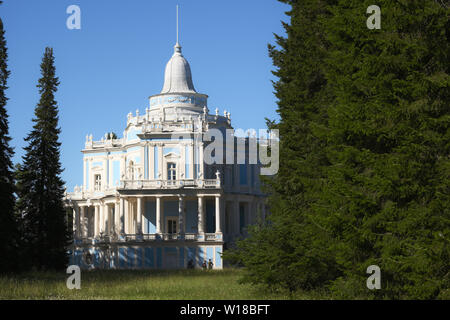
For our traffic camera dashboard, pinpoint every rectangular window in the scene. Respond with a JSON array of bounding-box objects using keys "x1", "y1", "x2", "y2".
[
  {"x1": 94, "y1": 174, "x2": 102, "y2": 191},
  {"x1": 167, "y1": 218, "x2": 177, "y2": 234},
  {"x1": 168, "y1": 163, "x2": 176, "y2": 181}
]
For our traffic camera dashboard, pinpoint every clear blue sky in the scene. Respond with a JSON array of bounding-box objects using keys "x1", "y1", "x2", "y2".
[{"x1": 1, "y1": 0, "x2": 288, "y2": 191}]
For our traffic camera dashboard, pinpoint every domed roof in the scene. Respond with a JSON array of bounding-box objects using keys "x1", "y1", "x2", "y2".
[{"x1": 161, "y1": 43, "x2": 196, "y2": 94}]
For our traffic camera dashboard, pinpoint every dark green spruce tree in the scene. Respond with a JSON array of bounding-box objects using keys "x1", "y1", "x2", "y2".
[
  {"x1": 224, "y1": 0, "x2": 339, "y2": 292},
  {"x1": 225, "y1": 0, "x2": 449, "y2": 299},
  {"x1": 0, "y1": 3, "x2": 20, "y2": 273},
  {"x1": 318, "y1": 0, "x2": 449, "y2": 299},
  {"x1": 16, "y1": 47, "x2": 69, "y2": 271}
]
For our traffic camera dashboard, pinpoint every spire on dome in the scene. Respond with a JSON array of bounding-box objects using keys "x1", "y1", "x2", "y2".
[
  {"x1": 160, "y1": 6, "x2": 196, "y2": 94},
  {"x1": 176, "y1": 5, "x2": 179, "y2": 45}
]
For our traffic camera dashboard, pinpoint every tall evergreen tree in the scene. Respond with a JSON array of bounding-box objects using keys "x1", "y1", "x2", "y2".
[
  {"x1": 0, "y1": 2, "x2": 20, "y2": 273},
  {"x1": 225, "y1": 0, "x2": 449, "y2": 299},
  {"x1": 225, "y1": 0, "x2": 338, "y2": 291},
  {"x1": 16, "y1": 47, "x2": 69, "y2": 271},
  {"x1": 318, "y1": 0, "x2": 449, "y2": 299}
]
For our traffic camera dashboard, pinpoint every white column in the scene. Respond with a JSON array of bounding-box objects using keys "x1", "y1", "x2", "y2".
[
  {"x1": 198, "y1": 196, "x2": 205, "y2": 234},
  {"x1": 137, "y1": 197, "x2": 143, "y2": 234},
  {"x1": 141, "y1": 146, "x2": 146, "y2": 180},
  {"x1": 158, "y1": 144, "x2": 163, "y2": 179},
  {"x1": 181, "y1": 145, "x2": 186, "y2": 179},
  {"x1": 120, "y1": 197, "x2": 125, "y2": 234},
  {"x1": 114, "y1": 201, "x2": 120, "y2": 235},
  {"x1": 94, "y1": 205, "x2": 99, "y2": 237},
  {"x1": 156, "y1": 196, "x2": 162, "y2": 234},
  {"x1": 199, "y1": 142, "x2": 204, "y2": 179},
  {"x1": 141, "y1": 198, "x2": 145, "y2": 234},
  {"x1": 215, "y1": 195, "x2": 222, "y2": 233},
  {"x1": 71, "y1": 207, "x2": 75, "y2": 237},
  {"x1": 178, "y1": 196, "x2": 185, "y2": 234},
  {"x1": 189, "y1": 142, "x2": 194, "y2": 179},
  {"x1": 99, "y1": 203, "x2": 105, "y2": 234},
  {"x1": 105, "y1": 204, "x2": 110, "y2": 235},
  {"x1": 149, "y1": 143, "x2": 155, "y2": 180},
  {"x1": 79, "y1": 206, "x2": 85, "y2": 238},
  {"x1": 124, "y1": 198, "x2": 129, "y2": 234}
]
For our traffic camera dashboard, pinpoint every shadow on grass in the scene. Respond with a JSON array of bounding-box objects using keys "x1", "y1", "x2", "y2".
[
  {"x1": 2, "y1": 268, "x2": 245, "y2": 285},
  {"x1": 0, "y1": 268, "x2": 322, "y2": 299}
]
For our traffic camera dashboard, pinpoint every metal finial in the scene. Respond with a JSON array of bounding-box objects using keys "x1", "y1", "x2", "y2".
[{"x1": 176, "y1": 5, "x2": 179, "y2": 44}]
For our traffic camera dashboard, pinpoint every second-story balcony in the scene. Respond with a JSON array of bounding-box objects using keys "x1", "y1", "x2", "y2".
[
  {"x1": 67, "y1": 178, "x2": 221, "y2": 200},
  {"x1": 74, "y1": 232, "x2": 222, "y2": 245},
  {"x1": 120, "y1": 178, "x2": 220, "y2": 190}
]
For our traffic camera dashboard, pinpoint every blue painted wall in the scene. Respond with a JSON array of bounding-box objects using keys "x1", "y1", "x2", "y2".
[
  {"x1": 206, "y1": 247, "x2": 214, "y2": 263},
  {"x1": 74, "y1": 245, "x2": 223, "y2": 270},
  {"x1": 185, "y1": 145, "x2": 190, "y2": 179},
  {"x1": 136, "y1": 248, "x2": 143, "y2": 268},
  {"x1": 215, "y1": 246, "x2": 222, "y2": 267},
  {"x1": 113, "y1": 161, "x2": 120, "y2": 186},
  {"x1": 165, "y1": 247, "x2": 177, "y2": 254},
  {"x1": 185, "y1": 200, "x2": 198, "y2": 233},
  {"x1": 239, "y1": 164, "x2": 247, "y2": 185},
  {"x1": 119, "y1": 248, "x2": 126, "y2": 268},
  {"x1": 198, "y1": 246, "x2": 205, "y2": 265},
  {"x1": 93, "y1": 250, "x2": 100, "y2": 268},
  {"x1": 144, "y1": 200, "x2": 156, "y2": 233},
  {"x1": 206, "y1": 199, "x2": 215, "y2": 233},
  {"x1": 144, "y1": 247, "x2": 154, "y2": 268},
  {"x1": 164, "y1": 200, "x2": 178, "y2": 217},
  {"x1": 156, "y1": 248, "x2": 162, "y2": 268},
  {"x1": 179, "y1": 247, "x2": 185, "y2": 268},
  {"x1": 127, "y1": 128, "x2": 141, "y2": 141},
  {"x1": 194, "y1": 146, "x2": 199, "y2": 178},
  {"x1": 163, "y1": 147, "x2": 180, "y2": 155},
  {"x1": 231, "y1": 165, "x2": 235, "y2": 186},
  {"x1": 74, "y1": 250, "x2": 81, "y2": 267},
  {"x1": 127, "y1": 248, "x2": 135, "y2": 268},
  {"x1": 92, "y1": 161, "x2": 103, "y2": 168},
  {"x1": 154, "y1": 146, "x2": 158, "y2": 178},
  {"x1": 144, "y1": 145, "x2": 148, "y2": 179},
  {"x1": 187, "y1": 247, "x2": 196, "y2": 266}
]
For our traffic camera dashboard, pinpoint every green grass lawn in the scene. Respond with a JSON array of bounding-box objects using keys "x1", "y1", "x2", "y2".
[{"x1": 0, "y1": 268, "x2": 314, "y2": 300}]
